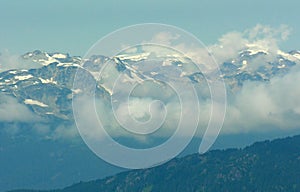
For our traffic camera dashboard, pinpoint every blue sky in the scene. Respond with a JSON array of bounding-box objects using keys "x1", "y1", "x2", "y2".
[{"x1": 0, "y1": 0, "x2": 299, "y2": 56}]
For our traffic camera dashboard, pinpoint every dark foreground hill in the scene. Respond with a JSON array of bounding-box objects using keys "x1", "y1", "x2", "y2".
[{"x1": 9, "y1": 135, "x2": 300, "y2": 192}]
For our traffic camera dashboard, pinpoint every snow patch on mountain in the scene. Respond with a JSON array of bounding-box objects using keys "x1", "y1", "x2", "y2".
[
  {"x1": 116, "y1": 52, "x2": 150, "y2": 62},
  {"x1": 39, "y1": 77, "x2": 57, "y2": 84},
  {"x1": 244, "y1": 43, "x2": 269, "y2": 55},
  {"x1": 52, "y1": 53, "x2": 67, "y2": 59},
  {"x1": 277, "y1": 50, "x2": 299, "y2": 62},
  {"x1": 57, "y1": 63, "x2": 80, "y2": 67},
  {"x1": 24, "y1": 99, "x2": 48, "y2": 107},
  {"x1": 14, "y1": 75, "x2": 33, "y2": 80}
]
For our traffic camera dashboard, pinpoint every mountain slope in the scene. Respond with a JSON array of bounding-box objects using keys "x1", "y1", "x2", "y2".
[{"x1": 10, "y1": 134, "x2": 300, "y2": 192}]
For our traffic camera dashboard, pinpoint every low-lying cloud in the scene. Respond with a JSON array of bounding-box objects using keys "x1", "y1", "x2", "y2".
[
  {"x1": 0, "y1": 94, "x2": 40, "y2": 122},
  {"x1": 223, "y1": 65, "x2": 300, "y2": 133}
]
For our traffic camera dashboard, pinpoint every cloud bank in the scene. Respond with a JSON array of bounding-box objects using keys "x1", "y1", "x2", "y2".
[{"x1": 223, "y1": 65, "x2": 300, "y2": 133}]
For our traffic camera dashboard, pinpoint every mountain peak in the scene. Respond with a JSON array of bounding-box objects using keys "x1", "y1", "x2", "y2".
[
  {"x1": 243, "y1": 43, "x2": 269, "y2": 56},
  {"x1": 21, "y1": 50, "x2": 81, "y2": 67}
]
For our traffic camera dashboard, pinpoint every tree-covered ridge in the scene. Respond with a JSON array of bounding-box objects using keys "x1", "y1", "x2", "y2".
[{"x1": 9, "y1": 135, "x2": 300, "y2": 192}]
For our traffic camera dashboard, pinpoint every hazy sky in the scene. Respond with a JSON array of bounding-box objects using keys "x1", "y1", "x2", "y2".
[{"x1": 0, "y1": 0, "x2": 299, "y2": 56}]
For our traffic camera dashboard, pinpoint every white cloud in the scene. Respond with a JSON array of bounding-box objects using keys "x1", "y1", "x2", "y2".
[
  {"x1": 149, "y1": 31, "x2": 180, "y2": 46},
  {"x1": 208, "y1": 24, "x2": 292, "y2": 65},
  {"x1": 222, "y1": 65, "x2": 300, "y2": 133},
  {"x1": 0, "y1": 94, "x2": 41, "y2": 122}
]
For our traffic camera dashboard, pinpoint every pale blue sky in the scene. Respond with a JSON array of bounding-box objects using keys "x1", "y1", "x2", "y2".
[{"x1": 0, "y1": 0, "x2": 299, "y2": 56}]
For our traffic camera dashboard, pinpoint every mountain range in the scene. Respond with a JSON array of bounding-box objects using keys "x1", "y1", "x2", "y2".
[
  {"x1": 0, "y1": 45, "x2": 300, "y2": 191},
  {"x1": 1, "y1": 47, "x2": 299, "y2": 122}
]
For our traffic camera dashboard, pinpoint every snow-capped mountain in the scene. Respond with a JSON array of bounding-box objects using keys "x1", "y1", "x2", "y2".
[
  {"x1": 0, "y1": 47, "x2": 299, "y2": 122},
  {"x1": 219, "y1": 45, "x2": 299, "y2": 89},
  {"x1": 0, "y1": 47, "x2": 299, "y2": 192}
]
